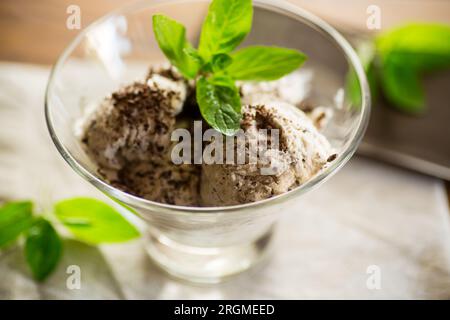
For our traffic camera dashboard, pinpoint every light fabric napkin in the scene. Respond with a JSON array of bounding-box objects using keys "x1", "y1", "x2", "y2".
[{"x1": 0, "y1": 62, "x2": 449, "y2": 299}]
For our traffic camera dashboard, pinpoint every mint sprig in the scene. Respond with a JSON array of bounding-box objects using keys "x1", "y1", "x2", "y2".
[
  {"x1": 0, "y1": 198, "x2": 140, "y2": 282},
  {"x1": 347, "y1": 23, "x2": 450, "y2": 114},
  {"x1": 152, "y1": 0, "x2": 307, "y2": 135}
]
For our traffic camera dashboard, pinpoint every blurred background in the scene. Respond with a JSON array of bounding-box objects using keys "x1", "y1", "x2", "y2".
[
  {"x1": 2, "y1": 0, "x2": 450, "y2": 63},
  {"x1": 0, "y1": 0, "x2": 449, "y2": 299}
]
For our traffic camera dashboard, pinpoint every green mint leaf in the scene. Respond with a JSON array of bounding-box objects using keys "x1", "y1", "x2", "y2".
[
  {"x1": 375, "y1": 23, "x2": 450, "y2": 113},
  {"x1": 24, "y1": 218, "x2": 62, "y2": 281},
  {"x1": 211, "y1": 53, "x2": 233, "y2": 72},
  {"x1": 196, "y1": 76, "x2": 241, "y2": 136},
  {"x1": 198, "y1": 0, "x2": 253, "y2": 60},
  {"x1": 226, "y1": 46, "x2": 307, "y2": 81},
  {"x1": 183, "y1": 47, "x2": 204, "y2": 65},
  {"x1": 379, "y1": 56, "x2": 425, "y2": 114},
  {"x1": 376, "y1": 23, "x2": 450, "y2": 71},
  {"x1": 0, "y1": 201, "x2": 33, "y2": 248},
  {"x1": 201, "y1": 62, "x2": 214, "y2": 73},
  {"x1": 209, "y1": 74, "x2": 235, "y2": 88},
  {"x1": 54, "y1": 197, "x2": 140, "y2": 244},
  {"x1": 152, "y1": 14, "x2": 200, "y2": 79}
]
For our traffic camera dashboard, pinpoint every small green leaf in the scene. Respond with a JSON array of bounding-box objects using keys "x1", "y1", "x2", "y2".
[
  {"x1": 183, "y1": 47, "x2": 204, "y2": 65},
  {"x1": 25, "y1": 218, "x2": 62, "y2": 281},
  {"x1": 374, "y1": 23, "x2": 450, "y2": 113},
  {"x1": 376, "y1": 23, "x2": 450, "y2": 71},
  {"x1": 198, "y1": 0, "x2": 253, "y2": 60},
  {"x1": 0, "y1": 201, "x2": 33, "y2": 248},
  {"x1": 379, "y1": 57, "x2": 425, "y2": 114},
  {"x1": 201, "y1": 62, "x2": 214, "y2": 73},
  {"x1": 226, "y1": 46, "x2": 307, "y2": 81},
  {"x1": 196, "y1": 76, "x2": 242, "y2": 136},
  {"x1": 54, "y1": 197, "x2": 140, "y2": 244},
  {"x1": 152, "y1": 14, "x2": 200, "y2": 78},
  {"x1": 209, "y1": 74, "x2": 235, "y2": 88},
  {"x1": 211, "y1": 53, "x2": 233, "y2": 72}
]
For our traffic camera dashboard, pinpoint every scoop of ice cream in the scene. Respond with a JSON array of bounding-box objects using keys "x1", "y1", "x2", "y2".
[
  {"x1": 81, "y1": 65, "x2": 201, "y2": 205},
  {"x1": 115, "y1": 160, "x2": 200, "y2": 206},
  {"x1": 82, "y1": 73, "x2": 188, "y2": 170},
  {"x1": 200, "y1": 102, "x2": 335, "y2": 206}
]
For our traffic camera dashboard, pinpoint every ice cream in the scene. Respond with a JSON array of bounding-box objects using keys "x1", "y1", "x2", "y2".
[
  {"x1": 114, "y1": 160, "x2": 200, "y2": 206},
  {"x1": 80, "y1": 65, "x2": 335, "y2": 207},
  {"x1": 81, "y1": 66, "x2": 200, "y2": 206},
  {"x1": 200, "y1": 102, "x2": 335, "y2": 206},
  {"x1": 82, "y1": 79, "x2": 184, "y2": 169}
]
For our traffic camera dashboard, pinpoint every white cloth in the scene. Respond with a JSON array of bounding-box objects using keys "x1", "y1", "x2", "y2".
[{"x1": 0, "y1": 63, "x2": 449, "y2": 299}]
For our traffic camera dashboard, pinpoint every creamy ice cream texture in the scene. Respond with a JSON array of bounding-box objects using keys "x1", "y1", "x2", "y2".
[
  {"x1": 201, "y1": 101, "x2": 334, "y2": 206},
  {"x1": 81, "y1": 66, "x2": 200, "y2": 206},
  {"x1": 81, "y1": 66, "x2": 335, "y2": 206}
]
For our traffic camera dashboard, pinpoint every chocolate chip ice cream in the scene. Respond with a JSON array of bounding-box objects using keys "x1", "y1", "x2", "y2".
[
  {"x1": 200, "y1": 102, "x2": 334, "y2": 206},
  {"x1": 115, "y1": 160, "x2": 200, "y2": 206},
  {"x1": 81, "y1": 66, "x2": 200, "y2": 205},
  {"x1": 80, "y1": 65, "x2": 335, "y2": 207},
  {"x1": 82, "y1": 82, "x2": 176, "y2": 169}
]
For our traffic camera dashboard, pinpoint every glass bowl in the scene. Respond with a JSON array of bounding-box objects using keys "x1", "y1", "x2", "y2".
[{"x1": 45, "y1": 0, "x2": 370, "y2": 283}]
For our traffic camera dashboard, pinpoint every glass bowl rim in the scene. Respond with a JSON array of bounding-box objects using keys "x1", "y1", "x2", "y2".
[{"x1": 45, "y1": 0, "x2": 371, "y2": 216}]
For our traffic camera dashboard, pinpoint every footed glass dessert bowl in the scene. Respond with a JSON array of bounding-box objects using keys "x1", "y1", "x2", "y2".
[{"x1": 45, "y1": 0, "x2": 370, "y2": 283}]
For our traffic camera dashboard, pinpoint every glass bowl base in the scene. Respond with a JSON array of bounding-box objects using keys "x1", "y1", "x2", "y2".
[{"x1": 144, "y1": 227, "x2": 275, "y2": 284}]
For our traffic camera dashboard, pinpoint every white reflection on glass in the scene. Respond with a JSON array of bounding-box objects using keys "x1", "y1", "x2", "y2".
[{"x1": 85, "y1": 15, "x2": 131, "y2": 79}]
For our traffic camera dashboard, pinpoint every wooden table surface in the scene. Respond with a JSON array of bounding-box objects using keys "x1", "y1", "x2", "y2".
[{"x1": 0, "y1": 0, "x2": 449, "y2": 204}]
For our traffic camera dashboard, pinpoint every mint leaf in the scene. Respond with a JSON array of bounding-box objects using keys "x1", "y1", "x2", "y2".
[
  {"x1": 183, "y1": 46, "x2": 204, "y2": 65},
  {"x1": 209, "y1": 74, "x2": 235, "y2": 88},
  {"x1": 25, "y1": 218, "x2": 62, "y2": 281},
  {"x1": 211, "y1": 53, "x2": 233, "y2": 72},
  {"x1": 152, "y1": 14, "x2": 200, "y2": 79},
  {"x1": 376, "y1": 23, "x2": 450, "y2": 71},
  {"x1": 54, "y1": 197, "x2": 140, "y2": 244},
  {"x1": 198, "y1": 0, "x2": 253, "y2": 60},
  {"x1": 0, "y1": 201, "x2": 33, "y2": 248},
  {"x1": 374, "y1": 23, "x2": 450, "y2": 113},
  {"x1": 226, "y1": 46, "x2": 307, "y2": 81},
  {"x1": 196, "y1": 76, "x2": 241, "y2": 136},
  {"x1": 379, "y1": 57, "x2": 425, "y2": 113}
]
